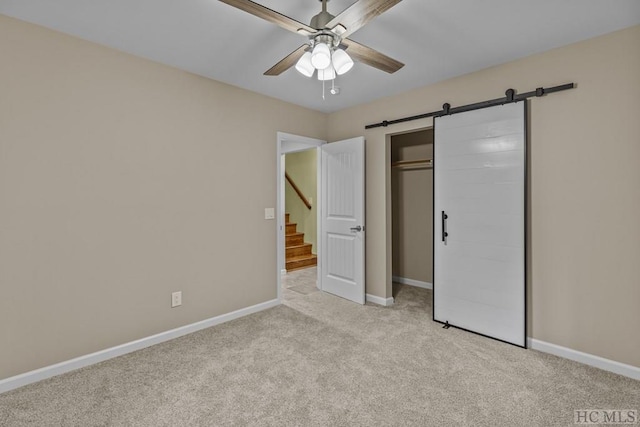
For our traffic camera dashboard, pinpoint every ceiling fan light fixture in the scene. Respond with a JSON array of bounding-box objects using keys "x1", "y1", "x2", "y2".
[
  {"x1": 332, "y1": 49, "x2": 354, "y2": 75},
  {"x1": 295, "y1": 52, "x2": 314, "y2": 78},
  {"x1": 311, "y1": 42, "x2": 331, "y2": 70},
  {"x1": 317, "y1": 65, "x2": 336, "y2": 81},
  {"x1": 219, "y1": 0, "x2": 406, "y2": 98}
]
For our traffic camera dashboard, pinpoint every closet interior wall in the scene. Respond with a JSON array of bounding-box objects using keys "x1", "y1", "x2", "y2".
[{"x1": 391, "y1": 129, "x2": 434, "y2": 287}]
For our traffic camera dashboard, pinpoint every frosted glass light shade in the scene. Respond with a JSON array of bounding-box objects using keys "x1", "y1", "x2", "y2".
[
  {"x1": 332, "y1": 49, "x2": 354, "y2": 75},
  {"x1": 311, "y1": 43, "x2": 331, "y2": 70},
  {"x1": 317, "y1": 65, "x2": 336, "y2": 81},
  {"x1": 295, "y1": 52, "x2": 314, "y2": 78}
]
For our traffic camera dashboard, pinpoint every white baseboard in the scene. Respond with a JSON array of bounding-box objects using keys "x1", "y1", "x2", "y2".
[
  {"x1": 366, "y1": 293, "x2": 394, "y2": 306},
  {"x1": 4, "y1": 300, "x2": 635, "y2": 395},
  {"x1": 0, "y1": 299, "x2": 280, "y2": 394},
  {"x1": 392, "y1": 276, "x2": 432, "y2": 290},
  {"x1": 527, "y1": 338, "x2": 640, "y2": 381}
]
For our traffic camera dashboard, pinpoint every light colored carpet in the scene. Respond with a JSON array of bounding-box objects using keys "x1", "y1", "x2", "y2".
[{"x1": 0, "y1": 268, "x2": 638, "y2": 426}]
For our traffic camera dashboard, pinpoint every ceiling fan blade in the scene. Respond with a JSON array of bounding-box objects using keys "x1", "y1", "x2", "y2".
[
  {"x1": 264, "y1": 45, "x2": 309, "y2": 76},
  {"x1": 342, "y1": 39, "x2": 404, "y2": 74},
  {"x1": 325, "y1": 0, "x2": 402, "y2": 38},
  {"x1": 219, "y1": 0, "x2": 315, "y2": 35}
]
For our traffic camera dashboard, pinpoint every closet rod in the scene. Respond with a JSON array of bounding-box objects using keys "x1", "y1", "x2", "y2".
[
  {"x1": 365, "y1": 83, "x2": 575, "y2": 129},
  {"x1": 392, "y1": 159, "x2": 433, "y2": 169}
]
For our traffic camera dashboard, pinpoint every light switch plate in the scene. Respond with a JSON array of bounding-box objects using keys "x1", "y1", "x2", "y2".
[{"x1": 264, "y1": 208, "x2": 275, "y2": 220}]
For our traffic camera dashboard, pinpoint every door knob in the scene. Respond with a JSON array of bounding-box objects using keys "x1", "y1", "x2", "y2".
[{"x1": 350, "y1": 225, "x2": 362, "y2": 232}]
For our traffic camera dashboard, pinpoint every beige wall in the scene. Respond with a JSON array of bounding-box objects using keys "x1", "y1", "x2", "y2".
[
  {"x1": 328, "y1": 25, "x2": 640, "y2": 367},
  {"x1": 1, "y1": 13, "x2": 638, "y2": 381},
  {"x1": 285, "y1": 149, "x2": 317, "y2": 253},
  {"x1": 391, "y1": 130, "x2": 433, "y2": 283},
  {"x1": 0, "y1": 15, "x2": 327, "y2": 380}
]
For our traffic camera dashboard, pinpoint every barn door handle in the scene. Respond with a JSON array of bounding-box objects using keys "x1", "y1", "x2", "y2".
[{"x1": 442, "y1": 211, "x2": 449, "y2": 242}]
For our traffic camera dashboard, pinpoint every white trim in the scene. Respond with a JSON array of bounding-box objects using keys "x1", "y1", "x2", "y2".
[
  {"x1": 366, "y1": 294, "x2": 394, "y2": 306},
  {"x1": 527, "y1": 337, "x2": 640, "y2": 381},
  {"x1": 316, "y1": 146, "x2": 322, "y2": 291},
  {"x1": 0, "y1": 299, "x2": 280, "y2": 394},
  {"x1": 392, "y1": 276, "x2": 432, "y2": 290}
]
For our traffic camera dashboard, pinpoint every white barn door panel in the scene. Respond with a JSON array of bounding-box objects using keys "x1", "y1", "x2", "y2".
[
  {"x1": 434, "y1": 102, "x2": 526, "y2": 347},
  {"x1": 320, "y1": 137, "x2": 365, "y2": 304}
]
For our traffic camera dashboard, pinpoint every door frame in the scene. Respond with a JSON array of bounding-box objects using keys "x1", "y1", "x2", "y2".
[{"x1": 276, "y1": 132, "x2": 326, "y2": 303}]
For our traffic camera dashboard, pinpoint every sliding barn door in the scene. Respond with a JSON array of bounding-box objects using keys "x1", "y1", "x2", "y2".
[{"x1": 433, "y1": 102, "x2": 526, "y2": 347}]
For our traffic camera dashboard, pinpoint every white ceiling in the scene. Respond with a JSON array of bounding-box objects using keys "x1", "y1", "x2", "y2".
[{"x1": 1, "y1": 0, "x2": 639, "y2": 113}]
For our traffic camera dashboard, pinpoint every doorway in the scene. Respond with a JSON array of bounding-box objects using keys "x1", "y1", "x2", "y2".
[
  {"x1": 276, "y1": 132, "x2": 324, "y2": 303},
  {"x1": 276, "y1": 133, "x2": 366, "y2": 305},
  {"x1": 391, "y1": 128, "x2": 434, "y2": 309},
  {"x1": 284, "y1": 149, "x2": 318, "y2": 273}
]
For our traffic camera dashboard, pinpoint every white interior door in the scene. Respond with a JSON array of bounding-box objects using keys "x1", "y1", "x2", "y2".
[
  {"x1": 320, "y1": 137, "x2": 365, "y2": 304},
  {"x1": 434, "y1": 102, "x2": 526, "y2": 347}
]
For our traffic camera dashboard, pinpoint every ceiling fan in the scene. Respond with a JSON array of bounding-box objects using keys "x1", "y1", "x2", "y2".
[{"x1": 218, "y1": 0, "x2": 405, "y2": 80}]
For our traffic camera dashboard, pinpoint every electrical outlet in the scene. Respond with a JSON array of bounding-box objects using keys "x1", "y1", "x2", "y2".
[{"x1": 171, "y1": 291, "x2": 182, "y2": 308}]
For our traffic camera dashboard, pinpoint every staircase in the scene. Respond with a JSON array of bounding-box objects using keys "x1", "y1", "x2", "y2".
[{"x1": 285, "y1": 213, "x2": 317, "y2": 271}]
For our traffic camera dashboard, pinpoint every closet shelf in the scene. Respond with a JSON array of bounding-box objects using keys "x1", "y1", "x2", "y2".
[{"x1": 392, "y1": 159, "x2": 433, "y2": 169}]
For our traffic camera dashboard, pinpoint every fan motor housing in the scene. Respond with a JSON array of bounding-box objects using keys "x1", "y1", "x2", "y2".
[
  {"x1": 312, "y1": 33, "x2": 339, "y2": 49},
  {"x1": 310, "y1": 10, "x2": 334, "y2": 29}
]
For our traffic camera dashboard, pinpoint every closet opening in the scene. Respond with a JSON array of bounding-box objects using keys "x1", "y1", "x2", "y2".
[{"x1": 391, "y1": 128, "x2": 434, "y2": 310}]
